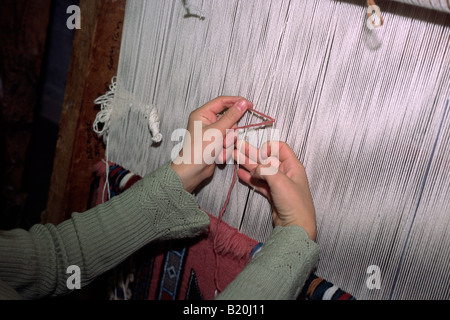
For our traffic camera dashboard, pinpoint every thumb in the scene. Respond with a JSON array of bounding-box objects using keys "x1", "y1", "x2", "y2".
[
  {"x1": 213, "y1": 99, "x2": 251, "y2": 135},
  {"x1": 250, "y1": 157, "x2": 285, "y2": 187}
]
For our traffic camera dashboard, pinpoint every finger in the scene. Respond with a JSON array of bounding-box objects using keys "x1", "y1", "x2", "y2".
[
  {"x1": 232, "y1": 148, "x2": 259, "y2": 172},
  {"x1": 273, "y1": 142, "x2": 308, "y2": 184},
  {"x1": 251, "y1": 157, "x2": 281, "y2": 181},
  {"x1": 235, "y1": 140, "x2": 280, "y2": 171},
  {"x1": 216, "y1": 145, "x2": 234, "y2": 165},
  {"x1": 276, "y1": 141, "x2": 299, "y2": 164},
  {"x1": 237, "y1": 168, "x2": 271, "y2": 199},
  {"x1": 197, "y1": 96, "x2": 243, "y2": 115},
  {"x1": 260, "y1": 140, "x2": 279, "y2": 160},
  {"x1": 258, "y1": 140, "x2": 297, "y2": 162},
  {"x1": 212, "y1": 99, "x2": 252, "y2": 135},
  {"x1": 235, "y1": 139, "x2": 260, "y2": 164},
  {"x1": 224, "y1": 129, "x2": 239, "y2": 149},
  {"x1": 259, "y1": 140, "x2": 306, "y2": 180}
]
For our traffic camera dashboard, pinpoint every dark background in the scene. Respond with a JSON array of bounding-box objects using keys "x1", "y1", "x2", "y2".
[{"x1": 0, "y1": 0, "x2": 79, "y2": 230}]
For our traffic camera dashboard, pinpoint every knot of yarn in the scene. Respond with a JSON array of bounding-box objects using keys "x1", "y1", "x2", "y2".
[
  {"x1": 93, "y1": 77, "x2": 163, "y2": 145},
  {"x1": 145, "y1": 104, "x2": 163, "y2": 144}
]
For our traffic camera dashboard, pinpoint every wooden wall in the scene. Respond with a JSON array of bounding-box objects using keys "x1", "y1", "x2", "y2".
[{"x1": 43, "y1": 0, "x2": 126, "y2": 225}]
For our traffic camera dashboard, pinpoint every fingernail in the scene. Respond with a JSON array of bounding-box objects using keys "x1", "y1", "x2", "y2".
[{"x1": 236, "y1": 100, "x2": 248, "y2": 112}]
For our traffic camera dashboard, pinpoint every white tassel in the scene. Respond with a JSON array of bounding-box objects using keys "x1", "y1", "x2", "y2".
[
  {"x1": 94, "y1": 77, "x2": 163, "y2": 145},
  {"x1": 145, "y1": 104, "x2": 163, "y2": 144},
  {"x1": 93, "y1": 77, "x2": 117, "y2": 144}
]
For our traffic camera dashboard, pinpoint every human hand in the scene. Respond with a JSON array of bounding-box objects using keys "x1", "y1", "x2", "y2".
[
  {"x1": 171, "y1": 96, "x2": 252, "y2": 193},
  {"x1": 233, "y1": 141, "x2": 317, "y2": 241}
]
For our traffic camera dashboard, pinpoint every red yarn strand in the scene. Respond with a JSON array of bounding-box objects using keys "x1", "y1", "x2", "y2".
[{"x1": 213, "y1": 108, "x2": 275, "y2": 294}]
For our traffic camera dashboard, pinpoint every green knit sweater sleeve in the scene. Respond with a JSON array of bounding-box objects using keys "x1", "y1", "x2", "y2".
[
  {"x1": 0, "y1": 162, "x2": 210, "y2": 299},
  {"x1": 216, "y1": 226, "x2": 319, "y2": 300},
  {"x1": 0, "y1": 162, "x2": 319, "y2": 301}
]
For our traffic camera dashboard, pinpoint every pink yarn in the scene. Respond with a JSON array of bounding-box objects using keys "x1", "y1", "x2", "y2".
[
  {"x1": 211, "y1": 108, "x2": 275, "y2": 293},
  {"x1": 234, "y1": 108, "x2": 276, "y2": 130}
]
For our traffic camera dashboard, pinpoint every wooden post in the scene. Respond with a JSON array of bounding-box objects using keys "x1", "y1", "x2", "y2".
[{"x1": 43, "y1": 0, "x2": 126, "y2": 225}]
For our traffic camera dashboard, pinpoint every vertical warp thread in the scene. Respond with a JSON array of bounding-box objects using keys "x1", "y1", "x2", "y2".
[
  {"x1": 389, "y1": 99, "x2": 450, "y2": 299},
  {"x1": 103, "y1": 0, "x2": 450, "y2": 299}
]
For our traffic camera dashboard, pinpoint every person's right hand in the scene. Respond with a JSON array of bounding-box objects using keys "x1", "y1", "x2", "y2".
[
  {"x1": 233, "y1": 141, "x2": 317, "y2": 241},
  {"x1": 171, "y1": 96, "x2": 251, "y2": 193}
]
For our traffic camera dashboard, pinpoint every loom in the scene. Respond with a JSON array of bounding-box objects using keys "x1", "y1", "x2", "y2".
[{"x1": 94, "y1": 0, "x2": 450, "y2": 300}]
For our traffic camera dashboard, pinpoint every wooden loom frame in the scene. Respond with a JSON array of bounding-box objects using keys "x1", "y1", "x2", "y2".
[{"x1": 43, "y1": 0, "x2": 126, "y2": 225}]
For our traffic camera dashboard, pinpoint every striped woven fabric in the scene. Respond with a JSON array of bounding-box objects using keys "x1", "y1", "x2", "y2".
[{"x1": 300, "y1": 274, "x2": 356, "y2": 300}]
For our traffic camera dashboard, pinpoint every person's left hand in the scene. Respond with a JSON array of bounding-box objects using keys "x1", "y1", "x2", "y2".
[
  {"x1": 171, "y1": 96, "x2": 252, "y2": 193},
  {"x1": 233, "y1": 140, "x2": 317, "y2": 241}
]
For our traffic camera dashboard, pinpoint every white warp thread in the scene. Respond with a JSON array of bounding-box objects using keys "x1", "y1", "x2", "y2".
[{"x1": 102, "y1": 0, "x2": 450, "y2": 300}]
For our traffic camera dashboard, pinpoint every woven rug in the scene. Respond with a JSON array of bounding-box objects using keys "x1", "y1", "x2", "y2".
[{"x1": 93, "y1": 162, "x2": 355, "y2": 300}]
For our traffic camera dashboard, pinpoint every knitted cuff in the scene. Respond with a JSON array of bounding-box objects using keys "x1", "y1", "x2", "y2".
[
  {"x1": 138, "y1": 162, "x2": 211, "y2": 241},
  {"x1": 216, "y1": 226, "x2": 319, "y2": 300}
]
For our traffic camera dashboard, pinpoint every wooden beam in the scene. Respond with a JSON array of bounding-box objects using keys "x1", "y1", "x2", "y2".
[{"x1": 43, "y1": 0, "x2": 126, "y2": 225}]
